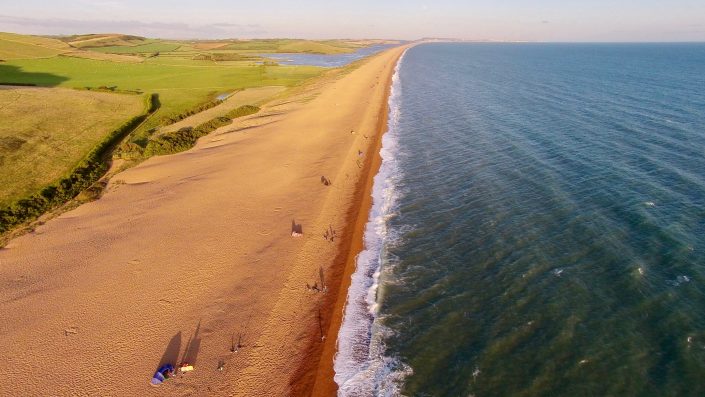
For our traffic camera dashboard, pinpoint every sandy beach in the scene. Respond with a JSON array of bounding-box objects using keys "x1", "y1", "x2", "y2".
[{"x1": 0, "y1": 45, "x2": 406, "y2": 396}]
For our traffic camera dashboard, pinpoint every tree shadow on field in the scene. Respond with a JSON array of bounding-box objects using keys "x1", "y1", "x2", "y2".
[{"x1": 0, "y1": 64, "x2": 69, "y2": 87}]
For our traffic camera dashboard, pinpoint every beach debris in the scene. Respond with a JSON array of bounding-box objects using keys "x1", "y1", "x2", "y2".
[
  {"x1": 358, "y1": 150, "x2": 364, "y2": 157},
  {"x1": 306, "y1": 268, "x2": 329, "y2": 293},
  {"x1": 179, "y1": 362, "x2": 194, "y2": 373},
  {"x1": 151, "y1": 364, "x2": 175, "y2": 386},
  {"x1": 217, "y1": 360, "x2": 225, "y2": 371},
  {"x1": 307, "y1": 283, "x2": 327, "y2": 294},
  {"x1": 472, "y1": 366, "x2": 481, "y2": 381},
  {"x1": 323, "y1": 224, "x2": 337, "y2": 242},
  {"x1": 291, "y1": 219, "x2": 303, "y2": 237},
  {"x1": 638, "y1": 267, "x2": 644, "y2": 275},
  {"x1": 350, "y1": 129, "x2": 355, "y2": 134},
  {"x1": 231, "y1": 333, "x2": 244, "y2": 353},
  {"x1": 645, "y1": 201, "x2": 656, "y2": 207},
  {"x1": 552, "y1": 268, "x2": 564, "y2": 277},
  {"x1": 579, "y1": 359, "x2": 590, "y2": 365},
  {"x1": 64, "y1": 327, "x2": 79, "y2": 336},
  {"x1": 688, "y1": 336, "x2": 693, "y2": 344},
  {"x1": 321, "y1": 175, "x2": 331, "y2": 186}
]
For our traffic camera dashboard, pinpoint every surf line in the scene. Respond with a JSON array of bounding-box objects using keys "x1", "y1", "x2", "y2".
[{"x1": 332, "y1": 46, "x2": 410, "y2": 397}]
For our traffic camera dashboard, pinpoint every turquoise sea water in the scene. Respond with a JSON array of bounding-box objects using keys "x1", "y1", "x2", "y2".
[{"x1": 335, "y1": 43, "x2": 705, "y2": 396}]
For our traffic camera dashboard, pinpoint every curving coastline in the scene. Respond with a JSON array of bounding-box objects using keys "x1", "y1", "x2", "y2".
[
  {"x1": 309, "y1": 46, "x2": 409, "y2": 396},
  {"x1": 0, "y1": 44, "x2": 409, "y2": 396}
]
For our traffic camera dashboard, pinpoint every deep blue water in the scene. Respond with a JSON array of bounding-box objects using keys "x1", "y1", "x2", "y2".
[
  {"x1": 335, "y1": 43, "x2": 705, "y2": 396},
  {"x1": 260, "y1": 44, "x2": 395, "y2": 67}
]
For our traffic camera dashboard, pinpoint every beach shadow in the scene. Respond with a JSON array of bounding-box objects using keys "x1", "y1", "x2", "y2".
[
  {"x1": 220, "y1": 120, "x2": 280, "y2": 135},
  {"x1": 0, "y1": 64, "x2": 69, "y2": 87},
  {"x1": 181, "y1": 321, "x2": 202, "y2": 365},
  {"x1": 291, "y1": 219, "x2": 303, "y2": 235},
  {"x1": 158, "y1": 331, "x2": 182, "y2": 368}
]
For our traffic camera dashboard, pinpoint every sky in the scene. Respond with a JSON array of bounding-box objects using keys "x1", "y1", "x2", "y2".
[{"x1": 1, "y1": 0, "x2": 704, "y2": 42}]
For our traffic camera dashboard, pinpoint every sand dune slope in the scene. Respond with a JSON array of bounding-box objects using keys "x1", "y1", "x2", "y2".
[{"x1": 0, "y1": 46, "x2": 405, "y2": 396}]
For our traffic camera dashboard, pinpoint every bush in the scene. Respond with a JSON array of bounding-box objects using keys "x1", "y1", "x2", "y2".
[
  {"x1": 143, "y1": 105, "x2": 260, "y2": 157},
  {"x1": 226, "y1": 105, "x2": 260, "y2": 119},
  {"x1": 143, "y1": 116, "x2": 232, "y2": 157},
  {"x1": 161, "y1": 99, "x2": 223, "y2": 126}
]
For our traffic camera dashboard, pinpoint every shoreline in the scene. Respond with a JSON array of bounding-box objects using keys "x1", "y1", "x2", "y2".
[
  {"x1": 0, "y1": 44, "x2": 410, "y2": 396},
  {"x1": 308, "y1": 46, "x2": 408, "y2": 396}
]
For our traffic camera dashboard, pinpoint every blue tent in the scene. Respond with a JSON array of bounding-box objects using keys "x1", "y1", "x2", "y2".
[{"x1": 151, "y1": 364, "x2": 175, "y2": 385}]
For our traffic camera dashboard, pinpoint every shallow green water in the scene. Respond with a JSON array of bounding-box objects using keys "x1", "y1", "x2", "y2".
[{"x1": 335, "y1": 43, "x2": 705, "y2": 396}]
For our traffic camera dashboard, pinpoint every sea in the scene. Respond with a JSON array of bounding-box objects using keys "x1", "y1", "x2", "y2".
[{"x1": 334, "y1": 43, "x2": 705, "y2": 396}]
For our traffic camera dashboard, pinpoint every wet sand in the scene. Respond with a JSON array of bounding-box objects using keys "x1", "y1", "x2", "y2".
[{"x1": 0, "y1": 45, "x2": 407, "y2": 396}]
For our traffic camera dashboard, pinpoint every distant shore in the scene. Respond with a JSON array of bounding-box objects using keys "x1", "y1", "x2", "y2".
[{"x1": 0, "y1": 44, "x2": 408, "y2": 395}]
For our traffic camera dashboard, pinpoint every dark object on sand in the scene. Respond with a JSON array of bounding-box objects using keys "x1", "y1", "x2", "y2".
[
  {"x1": 321, "y1": 176, "x2": 331, "y2": 186},
  {"x1": 151, "y1": 364, "x2": 175, "y2": 385},
  {"x1": 291, "y1": 219, "x2": 303, "y2": 237},
  {"x1": 323, "y1": 224, "x2": 337, "y2": 242},
  {"x1": 231, "y1": 333, "x2": 244, "y2": 353}
]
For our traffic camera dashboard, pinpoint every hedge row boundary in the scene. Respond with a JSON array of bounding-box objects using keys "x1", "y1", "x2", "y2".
[
  {"x1": 143, "y1": 105, "x2": 260, "y2": 157},
  {"x1": 0, "y1": 93, "x2": 159, "y2": 234}
]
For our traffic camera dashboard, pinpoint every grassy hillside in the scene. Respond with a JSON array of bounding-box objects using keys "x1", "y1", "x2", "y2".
[
  {"x1": 160, "y1": 86, "x2": 285, "y2": 134},
  {"x1": 0, "y1": 87, "x2": 145, "y2": 205},
  {"x1": 1, "y1": 51, "x2": 320, "y2": 148},
  {"x1": 0, "y1": 33, "x2": 385, "y2": 147},
  {"x1": 0, "y1": 32, "x2": 70, "y2": 59},
  {"x1": 90, "y1": 41, "x2": 181, "y2": 54},
  {"x1": 61, "y1": 33, "x2": 146, "y2": 48},
  {"x1": 0, "y1": 32, "x2": 389, "y2": 235},
  {"x1": 219, "y1": 39, "x2": 361, "y2": 54}
]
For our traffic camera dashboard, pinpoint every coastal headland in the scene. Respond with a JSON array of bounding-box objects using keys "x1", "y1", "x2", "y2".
[{"x1": 0, "y1": 44, "x2": 407, "y2": 395}]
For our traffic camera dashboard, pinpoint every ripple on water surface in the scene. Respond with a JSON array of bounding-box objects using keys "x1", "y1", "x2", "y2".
[{"x1": 336, "y1": 43, "x2": 705, "y2": 396}]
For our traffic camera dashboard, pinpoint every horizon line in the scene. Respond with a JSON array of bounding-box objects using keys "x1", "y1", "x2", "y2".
[{"x1": 3, "y1": 31, "x2": 705, "y2": 44}]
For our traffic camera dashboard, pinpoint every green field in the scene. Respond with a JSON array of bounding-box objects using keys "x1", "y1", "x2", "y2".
[
  {"x1": 0, "y1": 33, "x2": 384, "y2": 148},
  {"x1": 60, "y1": 33, "x2": 145, "y2": 48},
  {"x1": 0, "y1": 32, "x2": 391, "y2": 234},
  {"x1": 1, "y1": 53, "x2": 321, "y2": 146},
  {"x1": 90, "y1": 41, "x2": 182, "y2": 54},
  {"x1": 0, "y1": 87, "x2": 145, "y2": 206},
  {"x1": 219, "y1": 39, "x2": 362, "y2": 54}
]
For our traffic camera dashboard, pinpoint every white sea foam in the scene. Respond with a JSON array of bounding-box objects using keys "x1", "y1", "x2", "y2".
[{"x1": 333, "y1": 50, "x2": 412, "y2": 396}]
